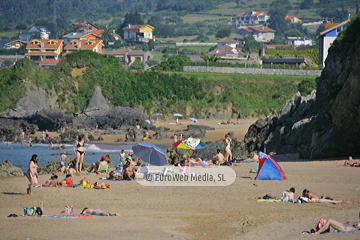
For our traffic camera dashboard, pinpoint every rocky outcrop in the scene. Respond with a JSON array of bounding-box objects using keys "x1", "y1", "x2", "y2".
[
  {"x1": 125, "y1": 127, "x2": 144, "y2": 142},
  {"x1": 84, "y1": 87, "x2": 110, "y2": 114},
  {"x1": 244, "y1": 16, "x2": 360, "y2": 159},
  {"x1": 0, "y1": 159, "x2": 24, "y2": 177},
  {"x1": 244, "y1": 91, "x2": 316, "y2": 155},
  {"x1": 0, "y1": 119, "x2": 38, "y2": 142}
]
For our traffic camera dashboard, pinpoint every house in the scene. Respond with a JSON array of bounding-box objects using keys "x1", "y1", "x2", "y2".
[
  {"x1": 63, "y1": 39, "x2": 104, "y2": 55},
  {"x1": 104, "y1": 49, "x2": 153, "y2": 64},
  {"x1": 39, "y1": 59, "x2": 61, "y2": 68},
  {"x1": 25, "y1": 39, "x2": 63, "y2": 63},
  {"x1": 285, "y1": 37, "x2": 312, "y2": 47},
  {"x1": 215, "y1": 37, "x2": 238, "y2": 48},
  {"x1": 73, "y1": 21, "x2": 101, "y2": 33},
  {"x1": 262, "y1": 58, "x2": 312, "y2": 67},
  {"x1": 234, "y1": 11, "x2": 270, "y2": 25},
  {"x1": 284, "y1": 16, "x2": 302, "y2": 24},
  {"x1": 122, "y1": 24, "x2": 154, "y2": 42},
  {"x1": 62, "y1": 32, "x2": 100, "y2": 45},
  {"x1": 19, "y1": 26, "x2": 51, "y2": 43},
  {"x1": 317, "y1": 19, "x2": 350, "y2": 66},
  {"x1": 237, "y1": 26, "x2": 276, "y2": 42},
  {"x1": 206, "y1": 45, "x2": 248, "y2": 58},
  {"x1": 0, "y1": 40, "x2": 26, "y2": 49}
]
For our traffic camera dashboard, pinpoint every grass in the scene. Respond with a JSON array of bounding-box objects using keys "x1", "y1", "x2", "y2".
[
  {"x1": 175, "y1": 72, "x2": 316, "y2": 116},
  {"x1": 0, "y1": 30, "x2": 20, "y2": 39}
]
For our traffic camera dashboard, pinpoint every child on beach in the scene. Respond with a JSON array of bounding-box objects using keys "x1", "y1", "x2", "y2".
[{"x1": 62, "y1": 174, "x2": 73, "y2": 187}]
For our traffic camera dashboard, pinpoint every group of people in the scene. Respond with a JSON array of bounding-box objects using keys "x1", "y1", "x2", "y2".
[
  {"x1": 41, "y1": 174, "x2": 73, "y2": 187},
  {"x1": 280, "y1": 187, "x2": 350, "y2": 204},
  {"x1": 109, "y1": 153, "x2": 139, "y2": 180}
]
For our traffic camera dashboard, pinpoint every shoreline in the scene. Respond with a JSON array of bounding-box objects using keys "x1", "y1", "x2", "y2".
[{"x1": 1, "y1": 118, "x2": 359, "y2": 239}]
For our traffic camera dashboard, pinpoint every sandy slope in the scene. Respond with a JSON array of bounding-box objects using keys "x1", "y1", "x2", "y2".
[{"x1": 2, "y1": 118, "x2": 359, "y2": 240}]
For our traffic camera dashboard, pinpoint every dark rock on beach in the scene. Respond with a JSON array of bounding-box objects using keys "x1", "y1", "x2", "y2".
[
  {"x1": 0, "y1": 159, "x2": 24, "y2": 177},
  {"x1": 243, "y1": 17, "x2": 360, "y2": 159},
  {"x1": 125, "y1": 127, "x2": 144, "y2": 142}
]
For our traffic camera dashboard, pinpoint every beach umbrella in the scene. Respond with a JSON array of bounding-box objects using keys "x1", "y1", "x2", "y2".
[
  {"x1": 173, "y1": 113, "x2": 183, "y2": 117},
  {"x1": 132, "y1": 143, "x2": 168, "y2": 166},
  {"x1": 189, "y1": 118, "x2": 198, "y2": 123},
  {"x1": 172, "y1": 138, "x2": 208, "y2": 149},
  {"x1": 151, "y1": 113, "x2": 163, "y2": 122}
]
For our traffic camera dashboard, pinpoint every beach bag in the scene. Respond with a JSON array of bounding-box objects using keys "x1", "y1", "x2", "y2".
[
  {"x1": 65, "y1": 205, "x2": 74, "y2": 214},
  {"x1": 23, "y1": 207, "x2": 37, "y2": 216},
  {"x1": 315, "y1": 219, "x2": 329, "y2": 232}
]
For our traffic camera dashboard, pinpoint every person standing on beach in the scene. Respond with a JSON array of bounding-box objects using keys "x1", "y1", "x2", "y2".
[
  {"x1": 73, "y1": 134, "x2": 85, "y2": 173},
  {"x1": 26, "y1": 154, "x2": 39, "y2": 194},
  {"x1": 224, "y1": 134, "x2": 233, "y2": 161}
]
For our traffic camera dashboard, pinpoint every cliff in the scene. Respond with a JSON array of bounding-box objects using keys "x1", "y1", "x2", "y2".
[{"x1": 244, "y1": 16, "x2": 360, "y2": 159}]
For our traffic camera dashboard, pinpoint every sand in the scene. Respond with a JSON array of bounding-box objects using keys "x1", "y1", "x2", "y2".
[{"x1": 1, "y1": 118, "x2": 359, "y2": 240}]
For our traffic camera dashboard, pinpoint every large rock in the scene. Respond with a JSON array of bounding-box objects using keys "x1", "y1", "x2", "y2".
[
  {"x1": 243, "y1": 16, "x2": 360, "y2": 159},
  {"x1": 76, "y1": 106, "x2": 145, "y2": 130},
  {"x1": 125, "y1": 127, "x2": 144, "y2": 142},
  {"x1": 84, "y1": 86, "x2": 110, "y2": 113},
  {"x1": 28, "y1": 109, "x2": 72, "y2": 132},
  {"x1": 0, "y1": 159, "x2": 24, "y2": 177}
]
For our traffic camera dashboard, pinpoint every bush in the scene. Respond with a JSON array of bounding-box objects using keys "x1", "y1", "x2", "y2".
[{"x1": 298, "y1": 79, "x2": 316, "y2": 96}]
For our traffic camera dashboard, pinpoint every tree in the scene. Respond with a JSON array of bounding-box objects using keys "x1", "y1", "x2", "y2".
[
  {"x1": 298, "y1": 79, "x2": 316, "y2": 96},
  {"x1": 300, "y1": 0, "x2": 314, "y2": 9},
  {"x1": 130, "y1": 59, "x2": 145, "y2": 70},
  {"x1": 195, "y1": 34, "x2": 209, "y2": 42},
  {"x1": 201, "y1": 55, "x2": 219, "y2": 63},
  {"x1": 147, "y1": 39, "x2": 155, "y2": 51},
  {"x1": 101, "y1": 27, "x2": 116, "y2": 45},
  {"x1": 268, "y1": 0, "x2": 292, "y2": 37},
  {"x1": 285, "y1": 29, "x2": 303, "y2": 37},
  {"x1": 242, "y1": 35, "x2": 262, "y2": 52},
  {"x1": 16, "y1": 23, "x2": 27, "y2": 30},
  {"x1": 32, "y1": 31, "x2": 42, "y2": 39},
  {"x1": 148, "y1": 13, "x2": 164, "y2": 28},
  {"x1": 215, "y1": 27, "x2": 232, "y2": 38},
  {"x1": 118, "y1": 12, "x2": 144, "y2": 38}
]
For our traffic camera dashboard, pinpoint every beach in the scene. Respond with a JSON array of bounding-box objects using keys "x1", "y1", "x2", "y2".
[{"x1": 1, "y1": 118, "x2": 359, "y2": 239}]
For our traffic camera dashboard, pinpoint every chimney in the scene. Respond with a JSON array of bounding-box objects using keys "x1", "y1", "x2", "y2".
[
  {"x1": 40, "y1": 41, "x2": 44, "y2": 52},
  {"x1": 128, "y1": 24, "x2": 131, "y2": 28},
  {"x1": 77, "y1": 41, "x2": 81, "y2": 50},
  {"x1": 261, "y1": 26, "x2": 264, "y2": 30}
]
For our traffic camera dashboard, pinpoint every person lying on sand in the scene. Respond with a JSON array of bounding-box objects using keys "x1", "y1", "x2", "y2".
[
  {"x1": 280, "y1": 187, "x2": 295, "y2": 203},
  {"x1": 42, "y1": 175, "x2": 60, "y2": 187},
  {"x1": 344, "y1": 156, "x2": 359, "y2": 167},
  {"x1": 81, "y1": 208, "x2": 120, "y2": 216},
  {"x1": 109, "y1": 170, "x2": 123, "y2": 180},
  {"x1": 301, "y1": 189, "x2": 351, "y2": 203},
  {"x1": 314, "y1": 219, "x2": 360, "y2": 234}
]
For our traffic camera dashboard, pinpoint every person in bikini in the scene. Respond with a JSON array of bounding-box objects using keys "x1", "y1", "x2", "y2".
[
  {"x1": 224, "y1": 134, "x2": 233, "y2": 161},
  {"x1": 314, "y1": 219, "x2": 360, "y2": 234},
  {"x1": 73, "y1": 134, "x2": 85, "y2": 173},
  {"x1": 81, "y1": 208, "x2": 120, "y2": 216},
  {"x1": 302, "y1": 189, "x2": 350, "y2": 203},
  {"x1": 281, "y1": 187, "x2": 295, "y2": 203}
]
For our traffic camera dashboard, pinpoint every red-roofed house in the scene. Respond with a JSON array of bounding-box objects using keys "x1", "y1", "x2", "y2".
[
  {"x1": 25, "y1": 39, "x2": 63, "y2": 63},
  {"x1": 235, "y1": 11, "x2": 269, "y2": 25},
  {"x1": 284, "y1": 16, "x2": 302, "y2": 24},
  {"x1": 39, "y1": 59, "x2": 61, "y2": 68},
  {"x1": 206, "y1": 45, "x2": 248, "y2": 58},
  {"x1": 236, "y1": 26, "x2": 276, "y2": 42},
  {"x1": 216, "y1": 37, "x2": 238, "y2": 48},
  {"x1": 73, "y1": 21, "x2": 101, "y2": 33},
  {"x1": 64, "y1": 39, "x2": 104, "y2": 55},
  {"x1": 62, "y1": 32, "x2": 100, "y2": 45},
  {"x1": 122, "y1": 24, "x2": 154, "y2": 42}
]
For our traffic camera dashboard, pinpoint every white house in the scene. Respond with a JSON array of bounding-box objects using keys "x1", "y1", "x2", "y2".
[
  {"x1": 236, "y1": 26, "x2": 276, "y2": 42},
  {"x1": 18, "y1": 26, "x2": 51, "y2": 43},
  {"x1": 316, "y1": 19, "x2": 350, "y2": 66},
  {"x1": 215, "y1": 37, "x2": 238, "y2": 48},
  {"x1": 285, "y1": 37, "x2": 312, "y2": 47},
  {"x1": 234, "y1": 11, "x2": 270, "y2": 25}
]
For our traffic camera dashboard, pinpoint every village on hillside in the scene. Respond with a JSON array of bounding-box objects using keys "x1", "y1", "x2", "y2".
[{"x1": 0, "y1": 8, "x2": 356, "y2": 70}]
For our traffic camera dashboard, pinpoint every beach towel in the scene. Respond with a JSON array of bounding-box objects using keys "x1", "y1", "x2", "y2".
[
  {"x1": 257, "y1": 199, "x2": 281, "y2": 202},
  {"x1": 337, "y1": 165, "x2": 360, "y2": 167}
]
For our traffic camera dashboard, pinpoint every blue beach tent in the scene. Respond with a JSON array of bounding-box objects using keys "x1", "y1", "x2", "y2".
[{"x1": 255, "y1": 152, "x2": 287, "y2": 180}]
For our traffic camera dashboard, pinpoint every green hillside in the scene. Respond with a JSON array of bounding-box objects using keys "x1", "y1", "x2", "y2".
[{"x1": 0, "y1": 51, "x2": 316, "y2": 118}]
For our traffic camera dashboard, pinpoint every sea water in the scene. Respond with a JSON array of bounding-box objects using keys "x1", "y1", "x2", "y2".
[{"x1": 0, "y1": 142, "x2": 135, "y2": 172}]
